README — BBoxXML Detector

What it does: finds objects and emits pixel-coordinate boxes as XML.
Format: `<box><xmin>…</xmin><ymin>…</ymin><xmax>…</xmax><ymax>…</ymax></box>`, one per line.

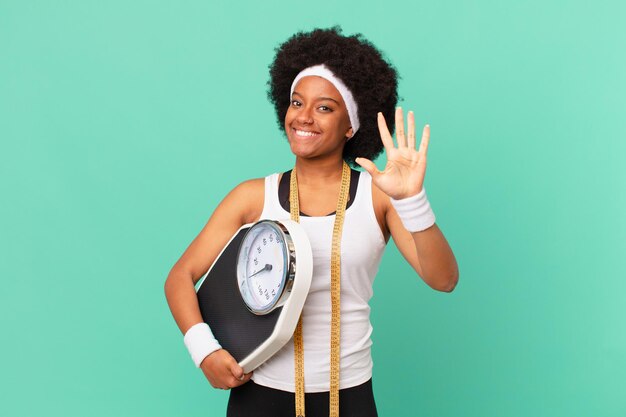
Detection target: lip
<box><xmin>291</xmin><ymin>127</ymin><xmax>321</xmax><ymax>139</ymax></box>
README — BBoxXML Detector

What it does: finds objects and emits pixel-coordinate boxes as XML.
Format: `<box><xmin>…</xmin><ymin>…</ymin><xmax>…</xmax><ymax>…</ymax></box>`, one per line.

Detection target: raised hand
<box><xmin>356</xmin><ymin>108</ymin><xmax>430</xmax><ymax>200</ymax></box>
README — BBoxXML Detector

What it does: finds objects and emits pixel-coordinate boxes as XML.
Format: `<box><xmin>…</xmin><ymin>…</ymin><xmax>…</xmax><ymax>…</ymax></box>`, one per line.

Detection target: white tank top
<box><xmin>251</xmin><ymin>170</ymin><xmax>387</xmax><ymax>392</ymax></box>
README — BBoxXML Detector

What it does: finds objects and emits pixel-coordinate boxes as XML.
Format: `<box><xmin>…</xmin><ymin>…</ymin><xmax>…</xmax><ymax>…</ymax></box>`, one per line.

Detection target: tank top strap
<box><xmin>352</xmin><ymin>171</ymin><xmax>370</xmax><ymax>207</ymax></box>
<box><xmin>348</xmin><ymin>171</ymin><xmax>385</xmax><ymax>243</ymax></box>
<box><xmin>260</xmin><ymin>173</ymin><xmax>287</xmax><ymax>221</ymax></box>
<box><xmin>350</xmin><ymin>171</ymin><xmax>374</xmax><ymax>217</ymax></box>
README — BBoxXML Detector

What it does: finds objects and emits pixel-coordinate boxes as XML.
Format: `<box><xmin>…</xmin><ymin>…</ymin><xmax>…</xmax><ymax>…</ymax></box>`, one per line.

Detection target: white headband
<box><xmin>289</xmin><ymin>64</ymin><xmax>360</xmax><ymax>135</ymax></box>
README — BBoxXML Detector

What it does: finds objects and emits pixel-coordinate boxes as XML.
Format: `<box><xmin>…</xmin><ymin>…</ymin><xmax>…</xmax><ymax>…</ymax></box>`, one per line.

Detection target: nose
<box><xmin>295</xmin><ymin>105</ymin><xmax>314</xmax><ymax>125</ymax></box>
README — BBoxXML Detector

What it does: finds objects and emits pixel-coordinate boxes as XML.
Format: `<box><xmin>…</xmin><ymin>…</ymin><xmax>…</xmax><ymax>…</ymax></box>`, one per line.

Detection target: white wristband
<box><xmin>390</xmin><ymin>188</ymin><xmax>436</xmax><ymax>232</ymax></box>
<box><xmin>183</xmin><ymin>322</ymin><xmax>222</xmax><ymax>368</ymax></box>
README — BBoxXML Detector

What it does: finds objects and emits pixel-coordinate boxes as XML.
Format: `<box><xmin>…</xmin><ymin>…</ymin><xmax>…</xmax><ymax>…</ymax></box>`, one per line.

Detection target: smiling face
<box><xmin>284</xmin><ymin>76</ymin><xmax>354</xmax><ymax>161</ymax></box>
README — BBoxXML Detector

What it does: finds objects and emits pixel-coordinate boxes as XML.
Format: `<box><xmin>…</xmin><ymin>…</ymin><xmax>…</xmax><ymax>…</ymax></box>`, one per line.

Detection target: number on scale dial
<box><xmin>237</xmin><ymin>221</ymin><xmax>293</xmax><ymax>315</ymax></box>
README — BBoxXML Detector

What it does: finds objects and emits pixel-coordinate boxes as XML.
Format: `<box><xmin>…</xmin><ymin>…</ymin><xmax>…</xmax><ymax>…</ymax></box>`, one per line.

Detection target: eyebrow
<box><xmin>292</xmin><ymin>91</ymin><xmax>340</xmax><ymax>105</ymax></box>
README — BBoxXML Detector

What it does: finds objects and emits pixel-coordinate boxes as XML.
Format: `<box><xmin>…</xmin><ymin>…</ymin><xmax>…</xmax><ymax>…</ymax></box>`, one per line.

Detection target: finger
<box><xmin>230</xmin><ymin>372</ymin><xmax>253</xmax><ymax>388</ymax></box>
<box><xmin>395</xmin><ymin>107</ymin><xmax>407</xmax><ymax>147</ymax></box>
<box><xmin>418</xmin><ymin>124</ymin><xmax>430</xmax><ymax>155</ymax></box>
<box><xmin>227</xmin><ymin>375</ymin><xmax>241</xmax><ymax>389</ymax></box>
<box><xmin>355</xmin><ymin>157</ymin><xmax>381</xmax><ymax>178</ymax></box>
<box><xmin>407</xmin><ymin>111</ymin><xmax>416</xmax><ymax>149</ymax></box>
<box><xmin>230</xmin><ymin>361</ymin><xmax>244</xmax><ymax>380</ymax></box>
<box><xmin>377</xmin><ymin>112</ymin><xmax>395</xmax><ymax>152</ymax></box>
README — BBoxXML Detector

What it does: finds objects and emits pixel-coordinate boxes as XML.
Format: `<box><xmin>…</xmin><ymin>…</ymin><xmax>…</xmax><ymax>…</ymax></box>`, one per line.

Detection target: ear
<box><xmin>345</xmin><ymin>126</ymin><xmax>354</xmax><ymax>140</ymax></box>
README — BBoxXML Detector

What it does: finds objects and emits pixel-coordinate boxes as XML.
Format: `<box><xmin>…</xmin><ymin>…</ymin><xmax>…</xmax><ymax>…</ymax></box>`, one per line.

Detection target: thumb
<box><xmin>230</xmin><ymin>361</ymin><xmax>244</xmax><ymax>380</ymax></box>
<box><xmin>355</xmin><ymin>157</ymin><xmax>380</xmax><ymax>178</ymax></box>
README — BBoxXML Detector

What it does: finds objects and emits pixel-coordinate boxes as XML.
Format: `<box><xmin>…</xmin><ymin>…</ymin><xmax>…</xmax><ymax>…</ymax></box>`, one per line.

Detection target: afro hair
<box><xmin>268</xmin><ymin>26</ymin><xmax>399</xmax><ymax>167</ymax></box>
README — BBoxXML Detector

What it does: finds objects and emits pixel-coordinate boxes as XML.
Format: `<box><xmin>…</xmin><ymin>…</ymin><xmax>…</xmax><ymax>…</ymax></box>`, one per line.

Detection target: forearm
<box><xmin>164</xmin><ymin>268</ymin><xmax>205</xmax><ymax>334</ymax></box>
<box><xmin>388</xmin><ymin>188</ymin><xmax>459</xmax><ymax>292</ymax></box>
<box><xmin>411</xmin><ymin>224</ymin><xmax>458</xmax><ymax>292</ymax></box>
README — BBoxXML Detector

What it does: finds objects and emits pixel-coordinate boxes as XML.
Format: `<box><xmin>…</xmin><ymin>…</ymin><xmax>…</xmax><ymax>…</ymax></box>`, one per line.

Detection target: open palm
<box><xmin>356</xmin><ymin>108</ymin><xmax>430</xmax><ymax>200</ymax></box>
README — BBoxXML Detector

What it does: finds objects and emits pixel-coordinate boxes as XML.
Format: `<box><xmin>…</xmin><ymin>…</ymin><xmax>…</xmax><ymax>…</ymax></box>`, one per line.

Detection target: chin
<box><xmin>288</xmin><ymin>143</ymin><xmax>317</xmax><ymax>159</ymax></box>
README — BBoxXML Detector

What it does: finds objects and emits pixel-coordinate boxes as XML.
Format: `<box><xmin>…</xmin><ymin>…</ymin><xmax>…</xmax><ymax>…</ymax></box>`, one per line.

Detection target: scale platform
<box><xmin>195</xmin><ymin>220</ymin><xmax>312</xmax><ymax>373</ymax></box>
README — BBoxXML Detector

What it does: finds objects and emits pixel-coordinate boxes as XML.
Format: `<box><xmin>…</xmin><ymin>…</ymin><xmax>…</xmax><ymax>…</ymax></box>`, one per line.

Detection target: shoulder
<box><xmin>222</xmin><ymin>177</ymin><xmax>266</xmax><ymax>225</ymax></box>
<box><xmin>169</xmin><ymin>176</ymin><xmax>267</xmax><ymax>283</ymax></box>
<box><xmin>231</xmin><ymin>177</ymin><xmax>265</xmax><ymax>196</ymax></box>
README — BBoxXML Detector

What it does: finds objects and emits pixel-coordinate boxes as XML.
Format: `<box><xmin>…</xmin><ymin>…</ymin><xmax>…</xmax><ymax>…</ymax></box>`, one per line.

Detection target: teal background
<box><xmin>1</xmin><ymin>1</ymin><xmax>624</xmax><ymax>416</ymax></box>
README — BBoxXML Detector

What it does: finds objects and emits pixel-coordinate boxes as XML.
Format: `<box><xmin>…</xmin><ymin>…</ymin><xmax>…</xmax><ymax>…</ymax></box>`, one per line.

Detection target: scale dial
<box><xmin>236</xmin><ymin>220</ymin><xmax>295</xmax><ymax>315</ymax></box>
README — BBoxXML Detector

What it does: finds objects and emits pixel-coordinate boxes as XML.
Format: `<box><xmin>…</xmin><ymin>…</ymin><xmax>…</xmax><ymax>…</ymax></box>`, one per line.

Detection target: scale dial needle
<box><xmin>248</xmin><ymin>263</ymin><xmax>272</xmax><ymax>278</ymax></box>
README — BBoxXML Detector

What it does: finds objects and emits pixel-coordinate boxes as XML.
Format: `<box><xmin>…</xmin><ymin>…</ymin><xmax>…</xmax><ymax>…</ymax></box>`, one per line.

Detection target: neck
<box><xmin>294</xmin><ymin>156</ymin><xmax>345</xmax><ymax>187</ymax></box>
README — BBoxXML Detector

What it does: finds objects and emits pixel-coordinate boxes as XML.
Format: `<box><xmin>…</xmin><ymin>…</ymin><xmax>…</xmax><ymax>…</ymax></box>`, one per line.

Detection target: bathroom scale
<box><xmin>195</xmin><ymin>219</ymin><xmax>312</xmax><ymax>373</ymax></box>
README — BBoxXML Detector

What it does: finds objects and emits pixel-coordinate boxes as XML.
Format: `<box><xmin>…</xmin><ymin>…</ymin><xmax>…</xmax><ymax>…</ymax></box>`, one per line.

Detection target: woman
<box><xmin>164</xmin><ymin>27</ymin><xmax>459</xmax><ymax>417</ymax></box>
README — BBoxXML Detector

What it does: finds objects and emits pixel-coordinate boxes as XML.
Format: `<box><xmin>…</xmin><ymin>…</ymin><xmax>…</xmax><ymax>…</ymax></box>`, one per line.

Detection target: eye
<box><xmin>318</xmin><ymin>105</ymin><xmax>332</xmax><ymax>112</ymax></box>
<box><xmin>291</xmin><ymin>100</ymin><xmax>302</xmax><ymax>107</ymax></box>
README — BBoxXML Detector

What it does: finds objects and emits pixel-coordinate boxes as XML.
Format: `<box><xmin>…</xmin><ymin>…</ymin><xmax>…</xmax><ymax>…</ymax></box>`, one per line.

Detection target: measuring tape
<box><xmin>290</xmin><ymin>161</ymin><xmax>351</xmax><ymax>417</ymax></box>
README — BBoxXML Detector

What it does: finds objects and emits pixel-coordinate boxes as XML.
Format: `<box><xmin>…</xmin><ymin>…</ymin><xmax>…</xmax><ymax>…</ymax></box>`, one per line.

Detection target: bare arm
<box><xmin>385</xmin><ymin>195</ymin><xmax>458</xmax><ymax>291</ymax></box>
<box><xmin>373</xmin><ymin>183</ymin><xmax>458</xmax><ymax>292</ymax></box>
<box><xmin>164</xmin><ymin>178</ymin><xmax>264</xmax><ymax>388</ymax></box>
<box><xmin>358</xmin><ymin>108</ymin><xmax>459</xmax><ymax>292</ymax></box>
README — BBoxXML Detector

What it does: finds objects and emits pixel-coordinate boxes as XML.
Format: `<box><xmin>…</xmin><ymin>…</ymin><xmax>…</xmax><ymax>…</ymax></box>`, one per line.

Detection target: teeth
<box><xmin>295</xmin><ymin>129</ymin><xmax>319</xmax><ymax>137</ymax></box>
